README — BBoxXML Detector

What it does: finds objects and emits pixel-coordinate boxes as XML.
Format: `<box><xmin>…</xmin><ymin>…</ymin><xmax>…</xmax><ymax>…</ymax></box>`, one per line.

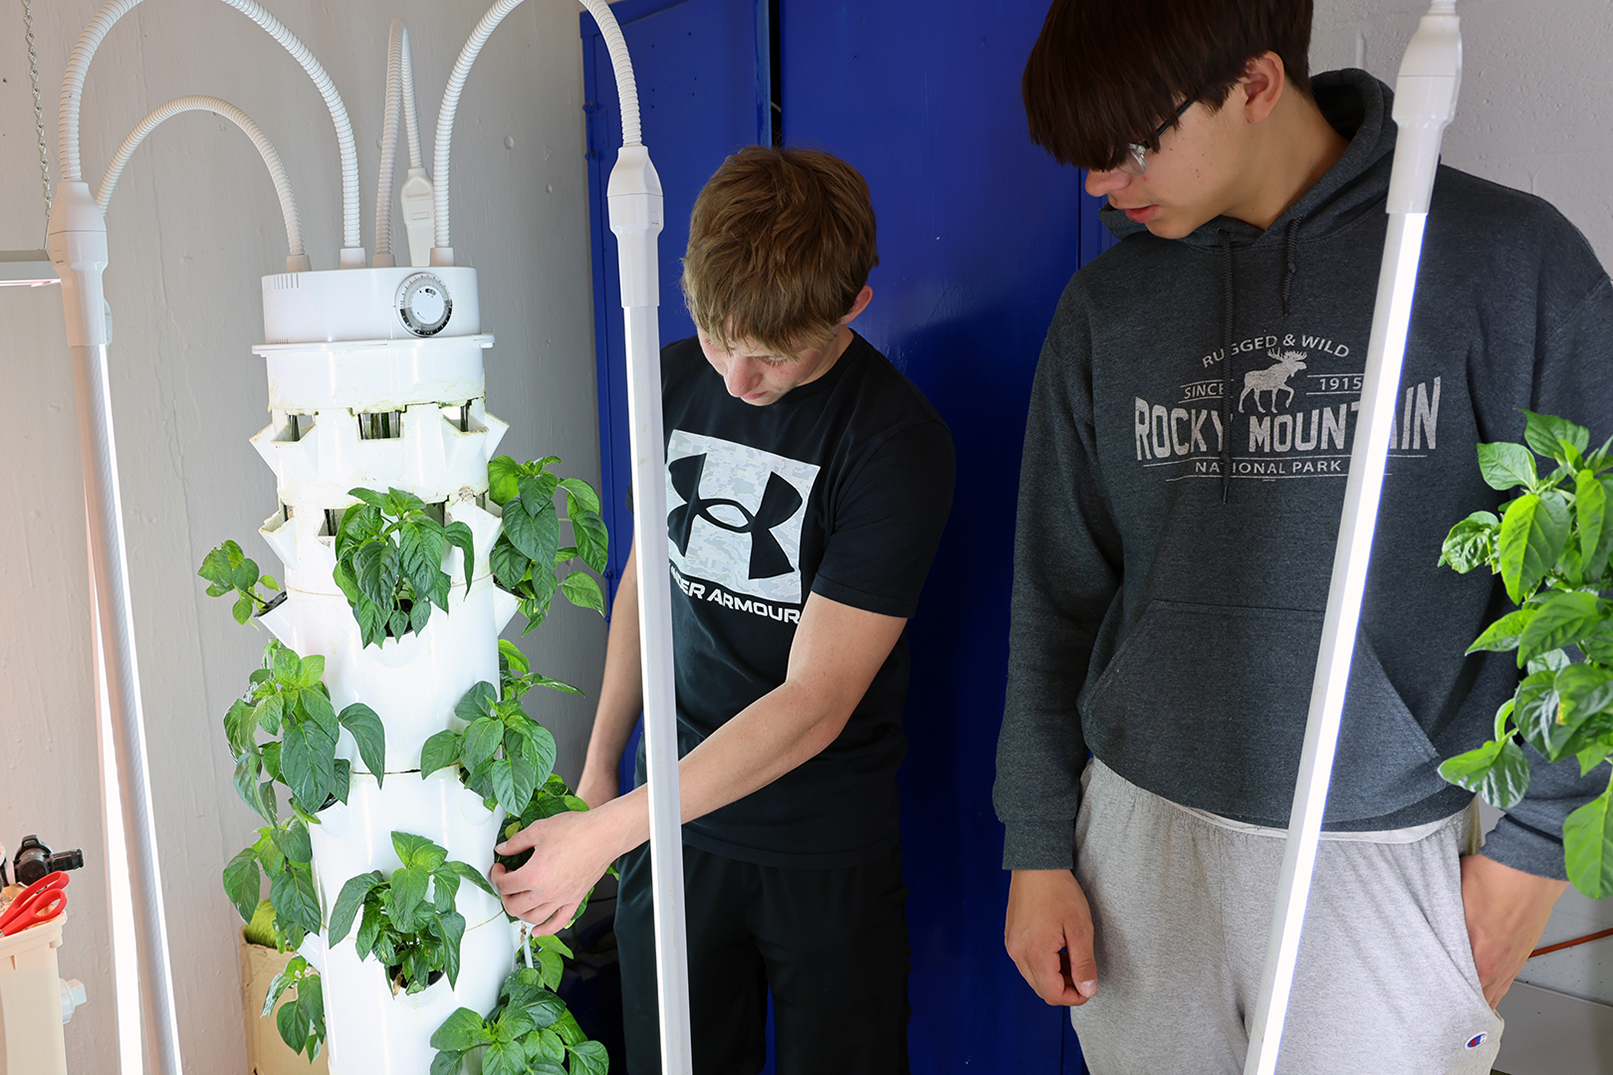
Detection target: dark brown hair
<box><xmin>682</xmin><ymin>146</ymin><xmax>878</xmax><ymax>356</ymax></box>
<box><xmin>1023</xmin><ymin>0</ymin><xmax>1315</xmax><ymax>170</ymax></box>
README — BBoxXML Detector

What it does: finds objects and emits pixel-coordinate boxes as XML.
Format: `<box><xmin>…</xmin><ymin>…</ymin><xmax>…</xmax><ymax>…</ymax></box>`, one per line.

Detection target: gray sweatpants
<box><xmin>1071</xmin><ymin>760</ymin><xmax>1503</xmax><ymax>1075</ymax></box>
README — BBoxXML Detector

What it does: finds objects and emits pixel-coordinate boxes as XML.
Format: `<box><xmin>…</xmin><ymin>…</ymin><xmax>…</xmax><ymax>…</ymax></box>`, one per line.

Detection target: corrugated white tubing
<box><xmin>377</xmin><ymin>20</ymin><xmax>404</xmax><ymax>263</ymax></box>
<box><xmin>97</xmin><ymin>95</ymin><xmax>305</xmax><ymax>260</ymax></box>
<box><xmin>433</xmin><ymin>0</ymin><xmax>643</xmax><ymax>254</ymax></box>
<box><xmin>59</xmin><ymin>0</ymin><xmax>361</xmax><ymax>254</ymax></box>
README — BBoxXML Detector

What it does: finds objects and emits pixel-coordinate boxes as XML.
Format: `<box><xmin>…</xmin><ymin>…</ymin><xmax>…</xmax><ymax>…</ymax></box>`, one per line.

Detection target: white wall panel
<box><xmin>0</xmin><ymin>2</ymin><xmax>606</xmax><ymax>1070</ymax></box>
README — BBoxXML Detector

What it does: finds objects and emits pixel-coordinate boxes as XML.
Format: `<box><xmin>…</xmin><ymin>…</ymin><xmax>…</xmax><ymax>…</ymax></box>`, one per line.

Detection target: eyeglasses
<box><xmin>1119</xmin><ymin>98</ymin><xmax>1197</xmax><ymax>176</ymax></box>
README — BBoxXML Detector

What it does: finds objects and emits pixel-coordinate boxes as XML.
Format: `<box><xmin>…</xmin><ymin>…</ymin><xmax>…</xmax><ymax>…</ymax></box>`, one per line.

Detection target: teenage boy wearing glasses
<box><xmin>993</xmin><ymin>2</ymin><xmax>1613</xmax><ymax>1072</ymax></box>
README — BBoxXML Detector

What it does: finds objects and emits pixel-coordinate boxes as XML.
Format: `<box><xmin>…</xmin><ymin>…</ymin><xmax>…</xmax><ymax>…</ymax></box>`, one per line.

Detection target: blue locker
<box><xmin>585</xmin><ymin>4</ymin><xmax>1108</xmax><ymax>1070</ymax></box>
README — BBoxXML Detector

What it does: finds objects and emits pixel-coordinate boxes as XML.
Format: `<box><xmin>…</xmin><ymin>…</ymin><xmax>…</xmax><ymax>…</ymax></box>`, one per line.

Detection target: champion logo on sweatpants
<box><xmin>1465</xmin><ymin>1033</ymin><xmax>1487</xmax><ymax>1049</ymax></box>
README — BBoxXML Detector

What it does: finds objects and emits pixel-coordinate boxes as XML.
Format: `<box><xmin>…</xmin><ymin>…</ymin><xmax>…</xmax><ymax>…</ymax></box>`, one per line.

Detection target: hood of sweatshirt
<box><xmin>1102</xmin><ymin>69</ymin><xmax>1400</xmax><ymax>498</ymax></box>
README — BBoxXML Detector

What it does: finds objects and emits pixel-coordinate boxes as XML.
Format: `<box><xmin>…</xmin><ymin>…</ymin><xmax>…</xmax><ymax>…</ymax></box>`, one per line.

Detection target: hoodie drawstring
<box><xmin>1281</xmin><ymin>218</ymin><xmax>1300</xmax><ymax>316</ymax></box>
<box><xmin>1218</xmin><ymin>228</ymin><xmax>1235</xmax><ymax>502</ymax></box>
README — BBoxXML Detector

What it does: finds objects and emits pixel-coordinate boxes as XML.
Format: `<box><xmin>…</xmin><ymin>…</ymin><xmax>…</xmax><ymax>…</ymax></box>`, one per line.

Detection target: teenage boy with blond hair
<box><xmin>493</xmin><ymin>146</ymin><xmax>954</xmax><ymax>1074</ymax></box>
<box><xmin>994</xmin><ymin>1</ymin><xmax>1613</xmax><ymax>1072</ymax></box>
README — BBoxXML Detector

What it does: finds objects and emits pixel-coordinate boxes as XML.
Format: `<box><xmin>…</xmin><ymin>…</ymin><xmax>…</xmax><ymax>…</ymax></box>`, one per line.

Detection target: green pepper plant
<box><xmin>223</xmin><ymin>640</ymin><xmax>387</xmax><ymax>821</ymax></box>
<box><xmin>332</xmin><ymin>487</ymin><xmax>477</xmax><ymax>648</ymax></box>
<box><xmin>260</xmin><ymin>954</ymin><xmax>327</xmax><ymax>1061</ymax></box>
<box><xmin>420</xmin><ymin>640</ymin><xmax>577</xmax><ymax>818</ymax></box>
<box><xmin>1437</xmin><ymin>411</ymin><xmax>1613</xmax><ymax>896</ymax></box>
<box><xmin>486</xmin><ymin>455</ymin><xmax>608</xmax><ymax>632</ymax></box>
<box><xmin>327</xmin><ymin>831</ymin><xmax>499</xmax><ymax>996</ymax></box>
<box><xmin>199</xmin><ymin>539</ymin><xmax>283</xmax><ymax>624</ymax></box>
<box><xmin>221</xmin><ymin>817</ymin><xmax>321</xmax><ymax>954</ymax></box>
<box><xmin>429</xmin><ymin>946</ymin><xmax>610</xmax><ymax>1075</ymax></box>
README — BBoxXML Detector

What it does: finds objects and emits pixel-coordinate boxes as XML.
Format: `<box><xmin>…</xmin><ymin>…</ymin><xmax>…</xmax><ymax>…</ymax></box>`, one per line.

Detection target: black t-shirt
<box><xmin>641</xmin><ymin>332</ymin><xmax>954</xmax><ymax>867</ymax></box>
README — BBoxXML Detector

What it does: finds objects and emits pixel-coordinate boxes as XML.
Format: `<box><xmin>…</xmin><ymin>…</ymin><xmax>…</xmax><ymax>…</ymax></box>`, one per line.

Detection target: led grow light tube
<box><xmin>1242</xmin><ymin>5</ymin><xmax>1462</xmax><ymax>1074</ymax></box>
<box><xmin>0</xmin><ymin>249</ymin><xmax>58</xmax><ymax>287</ymax></box>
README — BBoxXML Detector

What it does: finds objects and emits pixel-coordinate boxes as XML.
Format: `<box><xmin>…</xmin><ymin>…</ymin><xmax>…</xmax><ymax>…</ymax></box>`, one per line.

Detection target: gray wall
<box><xmin>0</xmin><ymin>2</ymin><xmax>606</xmax><ymax>1071</ymax></box>
<box><xmin>1313</xmin><ymin>0</ymin><xmax>1613</xmax><ymax>1011</ymax></box>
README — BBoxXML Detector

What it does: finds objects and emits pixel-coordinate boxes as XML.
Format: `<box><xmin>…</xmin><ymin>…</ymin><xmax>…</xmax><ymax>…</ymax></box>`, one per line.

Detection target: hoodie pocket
<box><xmin>1081</xmin><ymin>600</ymin><xmax>1445</xmax><ymax>825</ymax></box>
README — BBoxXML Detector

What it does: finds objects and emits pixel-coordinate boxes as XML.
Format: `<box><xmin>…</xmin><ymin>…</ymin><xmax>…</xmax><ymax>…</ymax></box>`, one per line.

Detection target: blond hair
<box><xmin>682</xmin><ymin>146</ymin><xmax>878</xmax><ymax>356</ymax></box>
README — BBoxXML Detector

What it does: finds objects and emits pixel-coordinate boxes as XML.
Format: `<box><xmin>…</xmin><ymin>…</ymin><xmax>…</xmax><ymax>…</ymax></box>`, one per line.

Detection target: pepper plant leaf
<box><xmin>222</xmin><ymin>847</ymin><xmax>262</xmax><ymax>922</ymax></box>
<box><xmin>1437</xmin><ymin>738</ymin><xmax>1531</xmax><ymax>810</ymax></box>
<box><xmin>388</xmin><ymin>867</ymin><xmax>430</xmax><ymax>932</ymax></box>
<box><xmin>500</xmin><ymin>498</ymin><xmax>545</xmax><ymax>564</ymax></box>
<box><xmin>1584</xmin><ymin>626</ymin><xmax>1613</xmax><ymax>667</ymax></box>
<box><xmin>558</xmin><ymin>478</ymin><xmax>602</xmax><ymax>515</ymax></box>
<box><xmin>1478</xmin><ymin>441</ymin><xmax>1538</xmax><ymax>491</ymax></box>
<box><xmin>270</xmin><ymin>868</ymin><xmax>323</xmax><ymax>935</ymax></box>
<box><xmin>1517</xmin><ymin>592</ymin><xmax>1608</xmax><ymax>666</ymax></box>
<box><xmin>1467</xmin><ymin>609</ymin><xmax>1534</xmax><ymax>656</ymax></box>
<box><xmin>441</xmin><ymin>910</ymin><xmax>466</xmax><ymax>988</ymax></box>
<box><xmin>281</xmin><ymin>719</ymin><xmax>338</xmax><ymax>812</ymax></box>
<box><xmin>277</xmin><ymin>997</ymin><xmax>310</xmax><ymax>1056</ymax></box>
<box><xmin>421</xmin><ymin>729</ymin><xmax>463</xmax><ymax>778</ymax></box>
<box><xmin>431</xmin><ymin>1007</ymin><xmax>492</xmax><ymax>1052</ymax></box>
<box><xmin>327</xmin><ymin>872</ymin><xmax>383</xmax><ymax>944</ymax></box>
<box><xmin>1513</xmin><ymin>670</ymin><xmax>1565</xmax><ymax>760</ymax></box>
<box><xmin>338</xmin><ymin>702</ymin><xmax>387</xmax><ymax>787</ymax></box>
<box><xmin>271</xmin><ymin>820</ymin><xmax>313</xmax><ymax>864</ymax></box>
<box><xmin>445</xmin><ymin>520</ymin><xmax>476</xmax><ymax>593</ymax></box>
<box><xmin>1497</xmin><ymin>493</ymin><xmax>1570</xmax><ymax>604</ymax></box>
<box><xmin>446</xmin><ymin>860</ymin><xmax>498</xmax><ymax>898</ymax></box>
<box><xmin>295</xmin><ymin>655</ymin><xmax>325</xmax><ymax>689</ymax></box>
<box><xmin>233</xmin><ymin>753</ymin><xmax>274</xmax><ymax>823</ymax></box>
<box><xmin>488</xmin><ymin>455</ymin><xmax>522</xmax><ymax>505</ymax></box>
<box><xmin>260</xmin><ymin>955</ymin><xmax>304</xmax><ymax>1018</ymax></box>
<box><xmin>518</xmin><ymin>472</ymin><xmax>561</xmax><ymax>520</ymax></box>
<box><xmin>568</xmin><ymin>1040</ymin><xmax>610</xmax><ymax>1075</ymax></box>
<box><xmin>300</xmin><ymin>686</ymin><xmax>338</xmax><ymax>739</ymax></box>
<box><xmin>570</xmin><ymin>513</ymin><xmax>609</xmax><ymax>574</ymax></box>
<box><xmin>1564</xmin><ymin>785</ymin><xmax>1613</xmax><ymax>898</ymax></box>
<box><xmin>1522</xmin><ymin>410</ymin><xmax>1590</xmax><ymax>461</ymax></box>
<box><xmin>559</xmin><ymin>572</ymin><xmax>605</xmax><ymax>615</ymax></box>
<box><xmin>490</xmin><ymin>539</ymin><xmax>530</xmax><ymax>591</ymax></box>
<box><xmin>392</xmin><ymin>831</ymin><xmax>449</xmax><ymax>871</ymax></box>
<box><xmin>223</xmin><ymin>698</ymin><xmax>256</xmax><ymax>755</ymax></box>
<box><xmin>465</xmin><ymin>717</ymin><xmax>505</xmax><ymax>772</ymax></box>
<box><xmin>456</xmin><ymin>681</ymin><xmax>498</xmax><ymax>722</ymax></box>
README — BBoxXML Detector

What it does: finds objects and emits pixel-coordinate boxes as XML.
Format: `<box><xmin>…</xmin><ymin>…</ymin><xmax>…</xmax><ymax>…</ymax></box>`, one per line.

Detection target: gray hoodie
<box><xmin>995</xmin><ymin>70</ymin><xmax>1613</xmax><ymax>880</ymax></box>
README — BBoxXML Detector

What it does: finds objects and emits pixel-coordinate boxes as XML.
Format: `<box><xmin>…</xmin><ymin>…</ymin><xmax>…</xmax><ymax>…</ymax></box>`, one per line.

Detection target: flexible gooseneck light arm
<box><xmin>429</xmin><ymin>3</ymin><xmax>691</xmax><ymax>1070</ymax></box>
<box><xmin>60</xmin><ymin>0</ymin><xmax>362</xmax><ymax>262</ymax></box>
<box><xmin>1242</xmin><ymin>5</ymin><xmax>1462</xmax><ymax>1074</ymax></box>
<box><xmin>97</xmin><ymin>95</ymin><xmax>310</xmax><ymax>273</ymax></box>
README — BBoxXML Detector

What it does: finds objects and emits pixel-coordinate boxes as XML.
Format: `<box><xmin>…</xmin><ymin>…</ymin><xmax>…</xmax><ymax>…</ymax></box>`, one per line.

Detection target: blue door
<box><xmin>585</xmin><ymin>4</ymin><xmax>1109</xmax><ymax>1070</ymax></box>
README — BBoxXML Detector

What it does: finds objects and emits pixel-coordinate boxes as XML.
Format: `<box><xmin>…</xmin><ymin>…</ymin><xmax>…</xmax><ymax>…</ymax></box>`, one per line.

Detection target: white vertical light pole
<box><xmin>1242</xmin><ymin>5</ymin><xmax>1462</xmax><ymax>1073</ymax></box>
<box><xmin>48</xmin><ymin>179</ymin><xmax>185</xmax><ymax>1075</ymax></box>
<box><xmin>607</xmin><ymin>144</ymin><xmax>693</xmax><ymax>1075</ymax></box>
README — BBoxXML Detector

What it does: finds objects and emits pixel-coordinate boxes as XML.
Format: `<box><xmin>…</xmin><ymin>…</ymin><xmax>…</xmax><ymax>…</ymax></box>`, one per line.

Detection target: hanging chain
<box><xmin>23</xmin><ymin>0</ymin><xmax>52</xmax><ymax>246</ymax></box>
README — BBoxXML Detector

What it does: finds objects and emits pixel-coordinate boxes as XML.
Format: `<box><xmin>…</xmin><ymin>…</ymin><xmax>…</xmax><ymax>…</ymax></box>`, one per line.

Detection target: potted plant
<box><xmin>1437</xmin><ymin>411</ymin><xmax>1613</xmax><ymax>895</ymax></box>
<box><xmin>203</xmin><ymin>448</ymin><xmax>610</xmax><ymax>1071</ymax></box>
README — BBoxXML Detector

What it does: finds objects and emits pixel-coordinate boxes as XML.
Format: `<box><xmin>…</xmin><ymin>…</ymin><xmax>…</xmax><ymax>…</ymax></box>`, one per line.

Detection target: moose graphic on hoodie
<box><xmin>1132</xmin><ymin>333</ymin><xmax>1443</xmax><ymax>480</ymax></box>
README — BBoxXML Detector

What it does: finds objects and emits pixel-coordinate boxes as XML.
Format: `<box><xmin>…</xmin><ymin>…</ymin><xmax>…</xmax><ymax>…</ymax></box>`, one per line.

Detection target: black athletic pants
<box><xmin>615</xmin><ymin>840</ymin><xmax>911</xmax><ymax>1075</ymax></box>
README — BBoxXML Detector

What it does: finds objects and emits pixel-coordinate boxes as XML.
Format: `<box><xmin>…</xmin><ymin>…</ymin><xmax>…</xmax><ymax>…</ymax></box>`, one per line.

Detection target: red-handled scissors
<box><xmin>1</xmin><ymin>871</ymin><xmax>69</xmax><ymax>936</ymax></box>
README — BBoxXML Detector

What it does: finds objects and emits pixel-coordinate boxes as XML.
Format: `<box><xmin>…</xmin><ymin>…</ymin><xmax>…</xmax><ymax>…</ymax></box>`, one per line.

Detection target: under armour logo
<box><xmin>668</xmin><ymin>453</ymin><xmax>803</xmax><ymax>579</ymax></box>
